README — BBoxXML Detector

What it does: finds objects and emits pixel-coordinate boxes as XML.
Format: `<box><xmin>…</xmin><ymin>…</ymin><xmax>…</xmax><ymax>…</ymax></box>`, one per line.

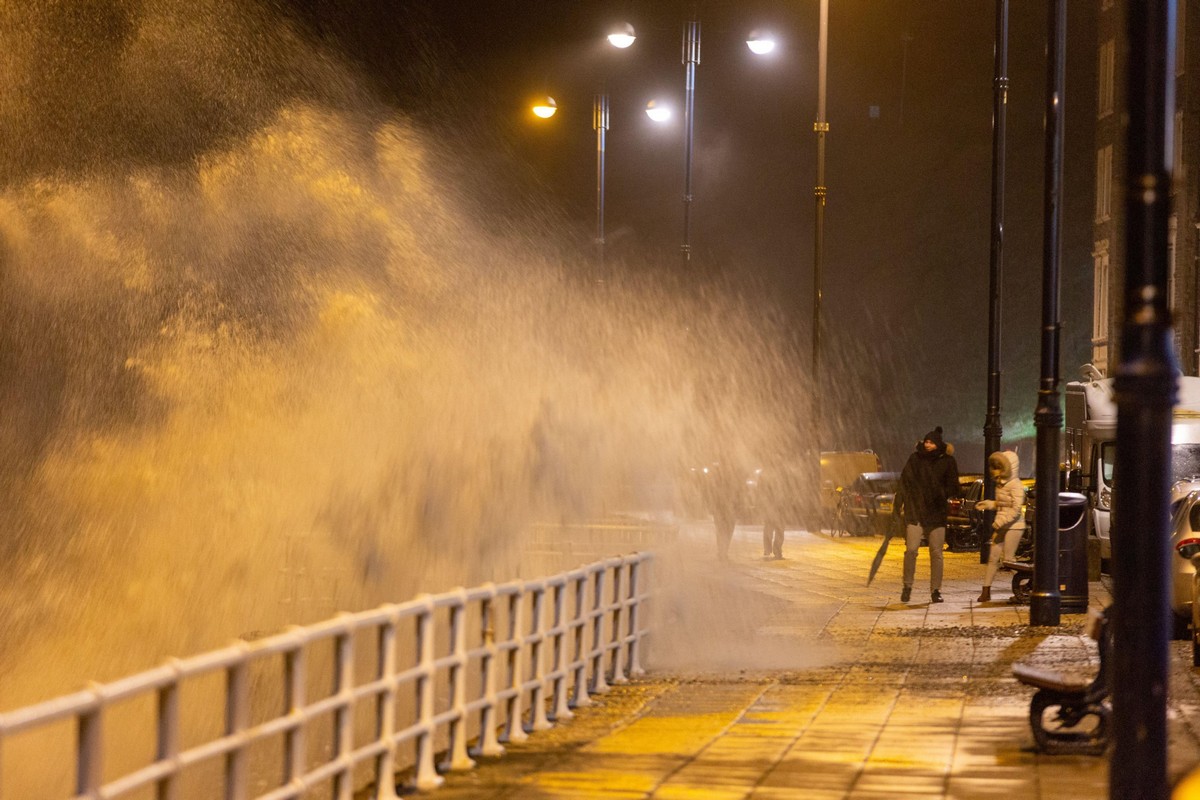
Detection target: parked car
<box><xmin>833</xmin><ymin>471</ymin><xmax>899</xmax><ymax>536</ymax></box>
<box><xmin>1169</xmin><ymin>479</ymin><xmax>1200</xmax><ymax>639</ymax></box>
<box><xmin>820</xmin><ymin>450</ymin><xmax>883</xmax><ymax>529</ymax></box>
<box><xmin>946</xmin><ymin>473</ymin><xmax>1036</xmax><ymax>553</ymax></box>
<box><xmin>945</xmin><ymin>474</ymin><xmax>984</xmax><ymax>551</ymax></box>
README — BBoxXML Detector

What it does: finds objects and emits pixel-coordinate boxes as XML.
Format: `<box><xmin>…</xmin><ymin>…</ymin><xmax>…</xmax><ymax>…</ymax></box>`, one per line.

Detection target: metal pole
<box><xmin>594</xmin><ymin>93</ymin><xmax>609</xmax><ymax>276</ymax></box>
<box><xmin>812</xmin><ymin>0</ymin><xmax>828</xmax><ymax>449</ymax></box>
<box><xmin>982</xmin><ymin>0</ymin><xmax>1009</xmax><ymax>564</ymax></box>
<box><xmin>681</xmin><ymin>20</ymin><xmax>700</xmax><ymax>264</ymax></box>
<box><xmin>1110</xmin><ymin>0</ymin><xmax>1177</xmax><ymax>796</ymax></box>
<box><xmin>1030</xmin><ymin>0</ymin><xmax>1066</xmax><ymax>627</ymax></box>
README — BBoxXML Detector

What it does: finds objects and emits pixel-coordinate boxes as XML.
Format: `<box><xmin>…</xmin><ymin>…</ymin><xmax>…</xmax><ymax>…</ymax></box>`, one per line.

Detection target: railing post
<box><xmin>475</xmin><ymin>587</ymin><xmax>505</xmax><ymax>757</ymax></box>
<box><xmin>590</xmin><ymin>568</ymin><xmax>610</xmax><ymax>694</ymax></box>
<box><xmin>156</xmin><ymin>660</ymin><xmax>182</xmax><ymax>800</ymax></box>
<box><xmin>373</xmin><ymin>614</ymin><xmax>400</xmax><ymax>800</ymax></box>
<box><xmin>413</xmin><ymin>597</ymin><xmax>444</xmax><ymax>790</ymax></box>
<box><xmin>609</xmin><ymin>561</ymin><xmax>628</xmax><ymax>685</ymax></box>
<box><xmin>570</xmin><ymin>572</ymin><xmax>592</xmax><ymax>709</ymax></box>
<box><xmin>627</xmin><ymin>556</ymin><xmax>646</xmax><ymax>677</ymax></box>
<box><xmin>281</xmin><ymin>628</ymin><xmax>307</xmax><ymax>796</ymax></box>
<box><xmin>550</xmin><ymin>579</ymin><xmax>574</xmax><ymax>721</ymax></box>
<box><xmin>444</xmin><ymin>590</ymin><xmax>476</xmax><ymax>771</ymax></box>
<box><xmin>77</xmin><ymin>684</ymin><xmax>104</xmax><ymax>800</ymax></box>
<box><xmin>332</xmin><ymin>620</ymin><xmax>356</xmax><ymax>800</ymax></box>
<box><xmin>224</xmin><ymin>649</ymin><xmax>249</xmax><ymax>800</ymax></box>
<box><xmin>528</xmin><ymin>585</ymin><xmax>552</xmax><ymax>731</ymax></box>
<box><xmin>502</xmin><ymin>588</ymin><xmax>528</xmax><ymax>743</ymax></box>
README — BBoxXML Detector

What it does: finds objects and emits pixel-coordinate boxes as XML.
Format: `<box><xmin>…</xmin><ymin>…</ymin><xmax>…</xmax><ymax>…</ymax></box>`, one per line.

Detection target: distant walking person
<box><xmin>704</xmin><ymin>462</ymin><xmax>739</xmax><ymax>562</ymax></box>
<box><xmin>896</xmin><ymin>426</ymin><xmax>960</xmax><ymax>603</ymax></box>
<box><xmin>974</xmin><ymin>450</ymin><xmax>1027</xmax><ymax>603</ymax></box>
<box><xmin>758</xmin><ymin>466</ymin><xmax>786</xmax><ymax>559</ymax></box>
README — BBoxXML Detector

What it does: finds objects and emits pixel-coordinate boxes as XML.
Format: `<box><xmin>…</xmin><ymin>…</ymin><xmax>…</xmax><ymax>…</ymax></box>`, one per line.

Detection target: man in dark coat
<box><xmin>896</xmin><ymin>426</ymin><xmax>960</xmax><ymax>603</ymax></box>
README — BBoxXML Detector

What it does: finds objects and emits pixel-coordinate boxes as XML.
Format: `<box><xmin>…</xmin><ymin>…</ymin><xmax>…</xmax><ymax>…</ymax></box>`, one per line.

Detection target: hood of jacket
<box><xmin>989</xmin><ymin>450</ymin><xmax>1020</xmax><ymax>482</ymax></box>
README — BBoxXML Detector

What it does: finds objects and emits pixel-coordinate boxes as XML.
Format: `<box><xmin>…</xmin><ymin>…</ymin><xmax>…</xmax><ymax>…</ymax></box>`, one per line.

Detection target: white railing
<box><xmin>0</xmin><ymin>552</ymin><xmax>652</xmax><ymax>800</ymax></box>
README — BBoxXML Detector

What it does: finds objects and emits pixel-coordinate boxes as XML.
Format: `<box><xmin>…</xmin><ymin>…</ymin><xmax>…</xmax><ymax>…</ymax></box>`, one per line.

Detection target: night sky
<box><xmin>0</xmin><ymin>0</ymin><xmax>1098</xmax><ymax>473</ymax></box>
<box><xmin>360</xmin><ymin>0</ymin><xmax>1100</xmax><ymax>470</ymax></box>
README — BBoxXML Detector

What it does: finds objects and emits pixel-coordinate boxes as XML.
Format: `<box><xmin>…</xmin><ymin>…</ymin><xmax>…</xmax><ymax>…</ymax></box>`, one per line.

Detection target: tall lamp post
<box><xmin>982</xmin><ymin>0</ymin><xmax>1009</xmax><ymax>564</ymax></box>
<box><xmin>531</xmin><ymin>94</ymin><xmax>612</xmax><ymax>275</ymax></box>
<box><xmin>681</xmin><ymin>20</ymin><xmax>700</xmax><ymax>263</ymax></box>
<box><xmin>1111</xmin><ymin>0</ymin><xmax>1177</xmax><ymax>795</ymax></box>
<box><xmin>812</xmin><ymin>0</ymin><xmax>829</xmax><ymax>448</ymax></box>
<box><xmin>1030</xmin><ymin>0</ymin><xmax>1066</xmax><ymax>627</ymax></box>
<box><xmin>594</xmin><ymin>93</ymin><xmax>610</xmax><ymax>274</ymax></box>
<box><xmin>747</xmin><ymin>2</ymin><xmax>828</xmax><ymax>524</ymax></box>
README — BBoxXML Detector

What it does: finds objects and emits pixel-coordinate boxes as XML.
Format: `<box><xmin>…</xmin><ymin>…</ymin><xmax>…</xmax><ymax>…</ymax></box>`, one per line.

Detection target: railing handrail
<box><xmin>0</xmin><ymin>552</ymin><xmax>653</xmax><ymax>800</ymax></box>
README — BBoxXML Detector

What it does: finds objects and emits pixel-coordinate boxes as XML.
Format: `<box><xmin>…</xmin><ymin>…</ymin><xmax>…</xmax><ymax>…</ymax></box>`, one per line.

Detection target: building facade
<box><xmin>1092</xmin><ymin>0</ymin><xmax>1200</xmax><ymax>375</ymax></box>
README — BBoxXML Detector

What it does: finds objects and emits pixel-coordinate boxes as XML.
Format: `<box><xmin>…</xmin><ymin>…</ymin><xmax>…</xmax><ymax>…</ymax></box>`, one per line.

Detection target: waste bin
<box><xmin>1057</xmin><ymin>492</ymin><xmax>1089</xmax><ymax>613</ymax></box>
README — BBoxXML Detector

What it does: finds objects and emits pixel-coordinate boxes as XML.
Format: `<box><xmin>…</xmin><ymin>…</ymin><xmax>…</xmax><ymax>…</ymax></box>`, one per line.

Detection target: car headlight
<box><xmin>1177</xmin><ymin>537</ymin><xmax>1200</xmax><ymax>560</ymax></box>
<box><xmin>1099</xmin><ymin>486</ymin><xmax>1111</xmax><ymax>510</ymax></box>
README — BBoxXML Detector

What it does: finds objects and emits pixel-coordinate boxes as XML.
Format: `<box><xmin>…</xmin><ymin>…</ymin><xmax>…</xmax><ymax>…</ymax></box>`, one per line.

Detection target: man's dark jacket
<box><xmin>897</xmin><ymin>443</ymin><xmax>960</xmax><ymax>527</ymax></box>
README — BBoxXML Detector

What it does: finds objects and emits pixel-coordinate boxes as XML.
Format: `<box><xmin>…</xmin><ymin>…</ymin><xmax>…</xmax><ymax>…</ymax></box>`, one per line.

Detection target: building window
<box><xmin>1099</xmin><ymin>40</ymin><xmax>1115</xmax><ymax>118</ymax></box>
<box><xmin>1096</xmin><ymin>145</ymin><xmax>1113</xmax><ymax>221</ymax></box>
<box><xmin>1093</xmin><ymin>246</ymin><xmax>1110</xmax><ymax>343</ymax></box>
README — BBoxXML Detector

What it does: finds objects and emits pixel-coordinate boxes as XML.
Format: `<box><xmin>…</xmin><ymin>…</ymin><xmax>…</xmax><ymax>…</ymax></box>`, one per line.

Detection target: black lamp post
<box><xmin>981</xmin><ymin>0</ymin><xmax>1009</xmax><ymax>564</ymax></box>
<box><xmin>745</xmin><ymin>4</ymin><xmax>828</xmax><ymax>521</ymax></box>
<box><xmin>1030</xmin><ymin>0</ymin><xmax>1066</xmax><ymax>628</ymax></box>
<box><xmin>812</xmin><ymin>0</ymin><xmax>829</xmax><ymax>449</ymax></box>
<box><xmin>1110</xmin><ymin>0</ymin><xmax>1177</xmax><ymax>795</ymax></box>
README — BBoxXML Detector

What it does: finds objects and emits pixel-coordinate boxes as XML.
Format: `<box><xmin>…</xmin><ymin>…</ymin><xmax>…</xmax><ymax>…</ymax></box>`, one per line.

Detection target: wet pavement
<box><xmin>391</xmin><ymin>524</ymin><xmax>1200</xmax><ymax>799</ymax></box>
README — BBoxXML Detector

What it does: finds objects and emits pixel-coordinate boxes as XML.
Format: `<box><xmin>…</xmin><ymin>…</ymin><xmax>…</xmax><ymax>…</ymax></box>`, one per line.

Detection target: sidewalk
<box><xmin>397</xmin><ymin>525</ymin><xmax>1200</xmax><ymax>799</ymax></box>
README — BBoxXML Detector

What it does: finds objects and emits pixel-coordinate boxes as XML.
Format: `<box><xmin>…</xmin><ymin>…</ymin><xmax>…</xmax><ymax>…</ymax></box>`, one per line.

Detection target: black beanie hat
<box><xmin>923</xmin><ymin>426</ymin><xmax>945</xmax><ymax>446</ymax></box>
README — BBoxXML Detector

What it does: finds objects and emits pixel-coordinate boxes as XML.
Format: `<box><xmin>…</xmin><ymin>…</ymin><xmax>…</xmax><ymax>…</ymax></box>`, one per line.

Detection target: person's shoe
<box><xmin>900</xmin><ymin>586</ymin><xmax>912</xmax><ymax>603</ymax></box>
<box><xmin>976</xmin><ymin>587</ymin><xmax>991</xmax><ymax>603</ymax></box>
<box><xmin>931</xmin><ymin>590</ymin><xmax>944</xmax><ymax>604</ymax></box>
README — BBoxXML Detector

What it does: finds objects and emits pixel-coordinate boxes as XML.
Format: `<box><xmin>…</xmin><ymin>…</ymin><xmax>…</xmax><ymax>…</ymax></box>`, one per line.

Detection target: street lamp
<box><xmin>608</xmin><ymin>22</ymin><xmax>636</xmax><ymax>49</ymax></box>
<box><xmin>645</xmin><ymin>100</ymin><xmax>671</xmax><ymax>122</ymax></box>
<box><xmin>745</xmin><ymin>30</ymin><xmax>776</xmax><ymax>56</ymax></box>
<box><xmin>529</xmin><ymin>94</ymin><xmax>608</xmax><ymax>273</ymax></box>
<box><xmin>747</xmin><ymin>3</ymin><xmax>828</xmax><ymax>520</ymax></box>
<box><xmin>812</xmin><ymin>0</ymin><xmax>829</xmax><ymax>453</ymax></box>
<box><xmin>608</xmin><ymin>19</ymin><xmax>700</xmax><ymax>265</ymax></box>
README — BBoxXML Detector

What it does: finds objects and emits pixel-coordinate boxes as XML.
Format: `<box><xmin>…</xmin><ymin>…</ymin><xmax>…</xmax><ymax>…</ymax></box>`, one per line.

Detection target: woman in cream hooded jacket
<box><xmin>975</xmin><ymin>450</ymin><xmax>1026</xmax><ymax>602</ymax></box>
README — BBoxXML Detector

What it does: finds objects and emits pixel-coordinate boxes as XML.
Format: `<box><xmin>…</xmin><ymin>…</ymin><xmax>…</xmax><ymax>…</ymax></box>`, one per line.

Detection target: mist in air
<box><xmin>0</xmin><ymin>0</ymin><xmax>930</xmax><ymax>713</ymax></box>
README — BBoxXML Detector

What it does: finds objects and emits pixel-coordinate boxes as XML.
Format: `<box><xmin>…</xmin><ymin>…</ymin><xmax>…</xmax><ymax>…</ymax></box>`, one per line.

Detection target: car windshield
<box><xmin>863</xmin><ymin>478</ymin><xmax>897</xmax><ymax>493</ymax></box>
<box><xmin>1100</xmin><ymin>443</ymin><xmax>1200</xmax><ymax>489</ymax></box>
<box><xmin>1174</xmin><ymin>444</ymin><xmax>1200</xmax><ymax>484</ymax></box>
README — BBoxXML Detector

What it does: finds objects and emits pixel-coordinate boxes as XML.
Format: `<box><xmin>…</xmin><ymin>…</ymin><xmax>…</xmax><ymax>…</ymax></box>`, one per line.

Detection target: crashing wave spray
<box><xmin>0</xmin><ymin>1</ymin><xmax>818</xmax><ymax>717</ymax></box>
